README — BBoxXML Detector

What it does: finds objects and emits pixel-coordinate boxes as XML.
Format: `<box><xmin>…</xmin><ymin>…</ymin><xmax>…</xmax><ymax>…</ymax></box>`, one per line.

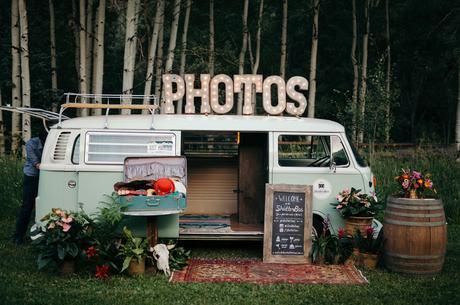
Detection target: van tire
<box><xmin>313</xmin><ymin>215</ymin><xmax>327</xmax><ymax>237</ymax></box>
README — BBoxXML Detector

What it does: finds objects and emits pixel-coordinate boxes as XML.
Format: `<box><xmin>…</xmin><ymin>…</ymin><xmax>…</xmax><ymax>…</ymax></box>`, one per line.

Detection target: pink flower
<box><xmin>61</xmin><ymin>216</ymin><xmax>73</xmax><ymax>223</ymax></box>
<box><xmin>336</xmin><ymin>204</ymin><xmax>343</xmax><ymax>209</ymax></box>
<box><xmin>366</xmin><ymin>226</ymin><xmax>374</xmax><ymax>237</ymax></box>
<box><xmin>62</xmin><ymin>223</ymin><xmax>71</xmax><ymax>232</ymax></box>
<box><xmin>95</xmin><ymin>265</ymin><xmax>110</xmax><ymax>279</ymax></box>
<box><xmin>48</xmin><ymin>222</ymin><xmax>55</xmax><ymax>229</ymax></box>
<box><xmin>411</xmin><ymin>170</ymin><xmax>421</xmax><ymax>179</ymax></box>
<box><xmin>338</xmin><ymin>228</ymin><xmax>345</xmax><ymax>239</ymax></box>
<box><xmin>402</xmin><ymin>179</ymin><xmax>410</xmax><ymax>189</ymax></box>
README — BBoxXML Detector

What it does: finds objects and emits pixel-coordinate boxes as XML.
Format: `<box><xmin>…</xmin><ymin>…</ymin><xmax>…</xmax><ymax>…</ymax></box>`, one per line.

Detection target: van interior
<box><xmin>180</xmin><ymin>131</ymin><xmax>268</xmax><ymax>240</ymax></box>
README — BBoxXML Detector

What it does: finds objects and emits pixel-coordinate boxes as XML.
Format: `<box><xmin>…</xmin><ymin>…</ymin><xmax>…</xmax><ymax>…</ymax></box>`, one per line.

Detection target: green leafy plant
<box><xmin>32</xmin><ymin>208</ymin><xmax>95</xmax><ymax>270</ymax></box>
<box><xmin>311</xmin><ymin>217</ymin><xmax>353</xmax><ymax>264</ymax></box>
<box><xmin>117</xmin><ymin>227</ymin><xmax>150</xmax><ymax>273</ymax></box>
<box><xmin>332</xmin><ymin>187</ymin><xmax>382</xmax><ymax>218</ymax></box>
<box><xmin>354</xmin><ymin>226</ymin><xmax>384</xmax><ymax>254</ymax></box>
<box><xmin>163</xmin><ymin>240</ymin><xmax>190</xmax><ymax>271</ymax></box>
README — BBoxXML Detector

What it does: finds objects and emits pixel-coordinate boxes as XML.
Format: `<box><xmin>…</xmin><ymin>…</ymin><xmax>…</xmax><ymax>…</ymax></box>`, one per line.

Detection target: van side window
<box><xmin>71</xmin><ymin>135</ymin><xmax>80</xmax><ymax>164</ymax></box>
<box><xmin>278</xmin><ymin>135</ymin><xmax>348</xmax><ymax>167</ymax></box>
<box><xmin>85</xmin><ymin>132</ymin><xmax>176</xmax><ymax>164</ymax></box>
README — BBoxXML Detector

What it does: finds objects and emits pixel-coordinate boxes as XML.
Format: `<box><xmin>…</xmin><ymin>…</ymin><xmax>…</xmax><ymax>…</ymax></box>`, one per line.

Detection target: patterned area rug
<box><xmin>171</xmin><ymin>259</ymin><xmax>368</xmax><ymax>285</ymax></box>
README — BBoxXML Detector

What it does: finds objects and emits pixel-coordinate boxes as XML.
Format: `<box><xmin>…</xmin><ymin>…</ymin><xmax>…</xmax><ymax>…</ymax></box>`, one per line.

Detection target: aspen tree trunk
<box><xmin>384</xmin><ymin>0</ymin><xmax>391</xmax><ymax>143</ymax></box>
<box><xmin>49</xmin><ymin>0</ymin><xmax>58</xmax><ymax>91</ymax></box>
<box><xmin>11</xmin><ymin>0</ymin><xmax>22</xmax><ymax>153</ymax></box>
<box><xmin>280</xmin><ymin>0</ymin><xmax>288</xmax><ymax>79</ymax></box>
<box><xmin>162</xmin><ymin>0</ymin><xmax>181</xmax><ymax>113</ymax></box>
<box><xmin>251</xmin><ymin>0</ymin><xmax>264</xmax><ymax>113</ymax></box>
<box><xmin>209</xmin><ymin>0</ymin><xmax>215</xmax><ymax>77</ymax></box>
<box><xmin>456</xmin><ymin>61</ymin><xmax>460</xmax><ymax>160</ymax></box>
<box><xmin>122</xmin><ymin>0</ymin><xmax>141</xmax><ymax>114</ymax></box>
<box><xmin>86</xmin><ymin>0</ymin><xmax>94</xmax><ymax>94</ymax></box>
<box><xmin>93</xmin><ymin>0</ymin><xmax>105</xmax><ymax>116</ymax></box>
<box><xmin>164</xmin><ymin>0</ymin><xmax>181</xmax><ymax>74</ymax></box>
<box><xmin>72</xmin><ymin>0</ymin><xmax>80</xmax><ymax>85</ymax></box>
<box><xmin>154</xmin><ymin>12</ymin><xmax>165</xmax><ymax>100</ymax></box>
<box><xmin>237</xmin><ymin>0</ymin><xmax>249</xmax><ymax>115</ymax></box>
<box><xmin>0</xmin><ymin>90</ymin><xmax>4</xmax><ymax>155</ymax></box>
<box><xmin>178</xmin><ymin>0</ymin><xmax>192</xmax><ymax>114</ymax></box>
<box><xmin>357</xmin><ymin>0</ymin><xmax>369</xmax><ymax>145</ymax></box>
<box><xmin>307</xmin><ymin>0</ymin><xmax>319</xmax><ymax>118</ymax></box>
<box><xmin>18</xmin><ymin>0</ymin><xmax>31</xmax><ymax>145</ymax></box>
<box><xmin>79</xmin><ymin>0</ymin><xmax>88</xmax><ymax>116</ymax></box>
<box><xmin>351</xmin><ymin>0</ymin><xmax>359</xmax><ymax>142</ymax></box>
<box><xmin>143</xmin><ymin>0</ymin><xmax>164</xmax><ymax>112</ymax></box>
<box><xmin>91</xmin><ymin>8</ymin><xmax>99</xmax><ymax>115</ymax></box>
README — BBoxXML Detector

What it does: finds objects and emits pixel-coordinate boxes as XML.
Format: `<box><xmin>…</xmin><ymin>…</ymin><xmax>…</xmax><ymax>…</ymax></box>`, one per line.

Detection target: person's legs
<box><xmin>14</xmin><ymin>175</ymin><xmax>39</xmax><ymax>244</ymax></box>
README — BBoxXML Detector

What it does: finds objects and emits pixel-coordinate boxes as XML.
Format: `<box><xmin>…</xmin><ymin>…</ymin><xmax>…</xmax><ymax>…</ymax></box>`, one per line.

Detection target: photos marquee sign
<box><xmin>162</xmin><ymin>74</ymin><xmax>309</xmax><ymax>116</ymax></box>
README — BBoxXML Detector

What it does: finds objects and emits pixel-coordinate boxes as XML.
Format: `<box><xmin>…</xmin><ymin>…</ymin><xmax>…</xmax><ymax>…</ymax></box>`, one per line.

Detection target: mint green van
<box><xmin>34</xmin><ymin>111</ymin><xmax>376</xmax><ymax>240</ymax></box>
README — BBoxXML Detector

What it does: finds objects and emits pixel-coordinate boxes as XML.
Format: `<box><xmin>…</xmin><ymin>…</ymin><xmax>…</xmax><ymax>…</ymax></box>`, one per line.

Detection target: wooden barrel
<box><xmin>384</xmin><ymin>196</ymin><xmax>447</xmax><ymax>275</ymax></box>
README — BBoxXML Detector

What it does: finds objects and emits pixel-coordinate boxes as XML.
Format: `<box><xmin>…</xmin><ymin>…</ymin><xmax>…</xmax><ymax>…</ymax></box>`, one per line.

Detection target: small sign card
<box><xmin>263</xmin><ymin>184</ymin><xmax>312</xmax><ymax>264</ymax></box>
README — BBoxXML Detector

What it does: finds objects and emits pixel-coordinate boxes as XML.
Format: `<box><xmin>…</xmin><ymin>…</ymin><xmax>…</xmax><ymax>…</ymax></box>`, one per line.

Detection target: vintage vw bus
<box><xmin>32</xmin><ymin>101</ymin><xmax>376</xmax><ymax>240</ymax></box>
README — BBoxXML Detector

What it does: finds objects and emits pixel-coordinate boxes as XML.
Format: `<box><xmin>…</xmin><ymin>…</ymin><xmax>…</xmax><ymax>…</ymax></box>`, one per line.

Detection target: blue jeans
<box><xmin>14</xmin><ymin>175</ymin><xmax>39</xmax><ymax>241</ymax></box>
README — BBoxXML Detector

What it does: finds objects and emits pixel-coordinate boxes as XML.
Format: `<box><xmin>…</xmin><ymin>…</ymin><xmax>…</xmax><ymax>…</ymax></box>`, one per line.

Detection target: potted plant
<box><xmin>118</xmin><ymin>227</ymin><xmax>150</xmax><ymax>275</ymax></box>
<box><xmin>311</xmin><ymin>216</ymin><xmax>353</xmax><ymax>265</ymax></box>
<box><xmin>332</xmin><ymin>187</ymin><xmax>382</xmax><ymax>236</ymax></box>
<box><xmin>353</xmin><ymin>226</ymin><xmax>384</xmax><ymax>269</ymax></box>
<box><xmin>32</xmin><ymin>208</ymin><xmax>95</xmax><ymax>275</ymax></box>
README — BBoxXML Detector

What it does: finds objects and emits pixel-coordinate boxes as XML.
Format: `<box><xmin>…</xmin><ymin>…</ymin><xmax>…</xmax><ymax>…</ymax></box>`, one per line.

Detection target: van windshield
<box><xmin>348</xmin><ymin>140</ymin><xmax>368</xmax><ymax>167</ymax></box>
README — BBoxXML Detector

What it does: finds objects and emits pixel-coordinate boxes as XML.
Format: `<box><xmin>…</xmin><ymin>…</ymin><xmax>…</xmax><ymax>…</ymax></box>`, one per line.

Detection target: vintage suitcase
<box><xmin>117</xmin><ymin>157</ymin><xmax>187</xmax><ymax>215</ymax></box>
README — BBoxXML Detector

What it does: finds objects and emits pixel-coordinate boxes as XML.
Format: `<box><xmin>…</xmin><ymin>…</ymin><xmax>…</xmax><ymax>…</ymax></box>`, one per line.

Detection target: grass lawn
<box><xmin>1</xmin><ymin>152</ymin><xmax>460</xmax><ymax>305</ymax></box>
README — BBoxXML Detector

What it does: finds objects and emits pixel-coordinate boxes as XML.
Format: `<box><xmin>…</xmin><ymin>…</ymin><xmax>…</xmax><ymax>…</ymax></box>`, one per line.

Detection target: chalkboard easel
<box><xmin>263</xmin><ymin>184</ymin><xmax>312</xmax><ymax>264</ymax></box>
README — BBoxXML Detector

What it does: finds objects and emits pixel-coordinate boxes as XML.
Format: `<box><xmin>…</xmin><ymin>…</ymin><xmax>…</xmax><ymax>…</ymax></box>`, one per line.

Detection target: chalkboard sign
<box><xmin>263</xmin><ymin>184</ymin><xmax>312</xmax><ymax>264</ymax></box>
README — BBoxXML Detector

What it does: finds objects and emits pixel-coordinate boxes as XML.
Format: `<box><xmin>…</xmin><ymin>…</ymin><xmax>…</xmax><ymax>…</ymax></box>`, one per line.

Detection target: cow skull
<box><xmin>151</xmin><ymin>244</ymin><xmax>175</xmax><ymax>277</ymax></box>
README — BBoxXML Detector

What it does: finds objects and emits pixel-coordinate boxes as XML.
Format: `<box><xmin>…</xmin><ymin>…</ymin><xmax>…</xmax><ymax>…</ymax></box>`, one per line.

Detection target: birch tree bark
<box><xmin>178</xmin><ymin>0</ymin><xmax>192</xmax><ymax>113</ymax></box>
<box><xmin>154</xmin><ymin>12</ymin><xmax>165</xmax><ymax>100</ymax></box>
<box><xmin>122</xmin><ymin>0</ymin><xmax>141</xmax><ymax>114</ymax></box>
<box><xmin>384</xmin><ymin>0</ymin><xmax>392</xmax><ymax>143</ymax></box>
<box><xmin>79</xmin><ymin>0</ymin><xmax>88</xmax><ymax>116</ymax></box>
<box><xmin>162</xmin><ymin>0</ymin><xmax>181</xmax><ymax>113</ymax></box>
<box><xmin>72</xmin><ymin>0</ymin><xmax>80</xmax><ymax>85</ymax></box>
<box><xmin>11</xmin><ymin>0</ymin><xmax>22</xmax><ymax>153</ymax></box>
<box><xmin>350</xmin><ymin>0</ymin><xmax>359</xmax><ymax>142</ymax></box>
<box><xmin>307</xmin><ymin>0</ymin><xmax>319</xmax><ymax>118</ymax></box>
<box><xmin>164</xmin><ymin>0</ymin><xmax>181</xmax><ymax>74</ymax></box>
<box><xmin>237</xmin><ymin>0</ymin><xmax>249</xmax><ymax>115</ymax></box>
<box><xmin>358</xmin><ymin>0</ymin><xmax>370</xmax><ymax>144</ymax></box>
<box><xmin>250</xmin><ymin>0</ymin><xmax>264</xmax><ymax>113</ymax></box>
<box><xmin>280</xmin><ymin>0</ymin><xmax>288</xmax><ymax>79</ymax></box>
<box><xmin>143</xmin><ymin>0</ymin><xmax>164</xmax><ymax>111</ymax></box>
<box><xmin>49</xmin><ymin>0</ymin><xmax>58</xmax><ymax>92</ymax></box>
<box><xmin>86</xmin><ymin>0</ymin><xmax>94</xmax><ymax>94</ymax></box>
<box><xmin>0</xmin><ymin>90</ymin><xmax>4</xmax><ymax>155</ymax></box>
<box><xmin>456</xmin><ymin>61</ymin><xmax>460</xmax><ymax>161</ymax></box>
<box><xmin>209</xmin><ymin>0</ymin><xmax>215</xmax><ymax>77</ymax></box>
<box><xmin>18</xmin><ymin>0</ymin><xmax>31</xmax><ymax>145</ymax></box>
<box><xmin>92</xmin><ymin>0</ymin><xmax>105</xmax><ymax>116</ymax></box>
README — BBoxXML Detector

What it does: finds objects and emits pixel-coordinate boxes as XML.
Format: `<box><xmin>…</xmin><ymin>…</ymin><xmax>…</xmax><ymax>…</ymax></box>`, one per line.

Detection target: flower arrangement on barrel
<box><xmin>395</xmin><ymin>169</ymin><xmax>436</xmax><ymax>199</ymax></box>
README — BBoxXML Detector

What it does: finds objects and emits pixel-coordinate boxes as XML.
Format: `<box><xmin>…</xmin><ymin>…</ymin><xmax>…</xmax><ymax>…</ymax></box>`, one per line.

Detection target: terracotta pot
<box><xmin>128</xmin><ymin>258</ymin><xmax>145</xmax><ymax>275</ymax></box>
<box><xmin>345</xmin><ymin>216</ymin><xmax>373</xmax><ymax>237</ymax></box>
<box><xmin>361</xmin><ymin>253</ymin><xmax>379</xmax><ymax>269</ymax></box>
<box><xmin>58</xmin><ymin>259</ymin><xmax>75</xmax><ymax>276</ymax></box>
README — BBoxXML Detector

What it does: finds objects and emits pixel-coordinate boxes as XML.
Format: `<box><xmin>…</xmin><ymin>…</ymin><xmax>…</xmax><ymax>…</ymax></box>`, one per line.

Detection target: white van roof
<box><xmin>56</xmin><ymin>114</ymin><xmax>345</xmax><ymax>133</ymax></box>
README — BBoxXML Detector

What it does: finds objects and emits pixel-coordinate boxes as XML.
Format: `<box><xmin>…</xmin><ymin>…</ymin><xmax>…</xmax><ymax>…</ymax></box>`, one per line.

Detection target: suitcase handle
<box><xmin>146</xmin><ymin>197</ymin><xmax>161</xmax><ymax>206</ymax></box>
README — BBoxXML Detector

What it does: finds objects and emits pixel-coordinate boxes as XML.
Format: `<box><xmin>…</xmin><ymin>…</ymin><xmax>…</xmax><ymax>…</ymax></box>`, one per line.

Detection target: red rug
<box><xmin>171</xmin><ymin>259</ymin><xmax>368</xmax><ymax>285</ymax></box>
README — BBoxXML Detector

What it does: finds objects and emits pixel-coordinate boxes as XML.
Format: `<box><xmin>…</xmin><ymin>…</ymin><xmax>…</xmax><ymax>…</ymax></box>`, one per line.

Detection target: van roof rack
<box><xmin>59</xmin><ymin>93</ymin><xmax>159</xmax><ymax>129</ymax></box>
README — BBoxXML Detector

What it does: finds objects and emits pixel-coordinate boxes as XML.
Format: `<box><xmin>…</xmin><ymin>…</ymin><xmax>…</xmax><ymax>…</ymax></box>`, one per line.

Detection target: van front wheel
<box><xmin>312</xmin><ymin>216</ymin><xmax>328</xmax><ymax>237</ymax></box>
